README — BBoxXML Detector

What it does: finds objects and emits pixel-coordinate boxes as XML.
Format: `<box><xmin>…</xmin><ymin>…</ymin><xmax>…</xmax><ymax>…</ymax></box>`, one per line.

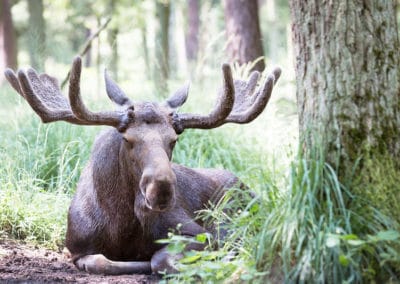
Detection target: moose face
<box><xmin>122</xmin><ymin>102</ymin><xmax>179</xmax><ymax>212</ymax></box>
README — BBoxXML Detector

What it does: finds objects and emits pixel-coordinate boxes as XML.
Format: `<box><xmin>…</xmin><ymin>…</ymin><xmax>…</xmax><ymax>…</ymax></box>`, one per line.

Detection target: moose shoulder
<box><xmin>4</xmin><ymin>57</ymin><xmax>281</xmax><ymax>275</ymax></box>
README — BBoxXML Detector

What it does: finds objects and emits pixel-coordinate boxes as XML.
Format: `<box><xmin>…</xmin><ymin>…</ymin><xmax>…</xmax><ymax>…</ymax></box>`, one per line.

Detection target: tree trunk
<box><xmin>107</xmin><ymin>26</ymin><xmax>119</xmax><ymax>80</ymax></box>
<box><xmin>84</xmin><ymin>28</ymin><xmax>92</xmax><ymax>67</ymax></box>
<box><xmin>223</xmin><ymin>0</ymin><xmax>265</xmax><ymax>72</ymax></box>
<box><xmin>154</xmin><ymin>1</ymin><xmax>170</xmax><ymax>96</ymax></box>
<box><xmin>185</xmin><ymin>0</ymin><xmax>200</xmax><ymax>61</ymax></box>
<box><xmin>289</xmin><ymin>1</ymin><xmax>400</xmax><ymax>175</ymax></box>
<box><xmin>107</xmin><ymin>0</ymin><xmax>118</xmax><ymax>80</ymax></box>
<box><xmin>27</xmin><ymin>0</ymin><xmax>46</xmax><ymax>71</ymax></box>
<box><xmin>0</xmin><ymin>0</ymin><xmax>17</xmax><ymax>78</ymax></box>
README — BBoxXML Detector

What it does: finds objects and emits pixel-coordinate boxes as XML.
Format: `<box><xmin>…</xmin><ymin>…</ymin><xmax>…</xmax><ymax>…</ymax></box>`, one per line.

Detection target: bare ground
<box><xmin>0</xmin><ymin>239</ymin><xmax>160</xmax><ymax>283</ymax></box>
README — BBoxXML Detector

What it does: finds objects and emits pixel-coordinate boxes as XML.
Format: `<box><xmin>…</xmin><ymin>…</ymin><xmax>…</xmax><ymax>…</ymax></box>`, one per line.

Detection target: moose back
<box><xmin>4</xmin><ymin>57</ymin><xmax>281</xmax><ymax>274</ymax></box>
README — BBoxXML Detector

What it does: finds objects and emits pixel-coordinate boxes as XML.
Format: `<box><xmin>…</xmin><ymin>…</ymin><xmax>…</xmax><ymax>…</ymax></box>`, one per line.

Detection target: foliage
<box><xmin>163</xmin><ymin>151</ymin><xmax>400</xmax><ymax>283</ymax></box>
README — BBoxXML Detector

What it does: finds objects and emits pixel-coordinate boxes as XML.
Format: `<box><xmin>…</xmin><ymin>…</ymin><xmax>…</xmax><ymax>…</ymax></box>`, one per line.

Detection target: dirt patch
<box><xmin>0</xmin><ymin>239</ymin><xmax>160</xmax><ymax>283</ymax></box>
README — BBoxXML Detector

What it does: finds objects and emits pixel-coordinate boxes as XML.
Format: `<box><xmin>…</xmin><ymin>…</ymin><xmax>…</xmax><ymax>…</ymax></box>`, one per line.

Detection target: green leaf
<box><xmin>180</xmin><ymin>254</ymin><xmax>201</xmax><ymax>264</ymax></box>
<box><xmin>195</xmin><ymin>233</ymin><xmax>208</xmax><ymax>243</ymax></box>
<box><xmin>339</xmin><ymin>254</ymin><xmax>349</xmax><ymax>266</ymax></box>
<box><xmin>167</xmin><ymin>242</ymin><xmax>186</xmax><ymax>254</ymax></box>
<box><xmin>250</xmin><ymin>203</ymin><xmax>259</xmax><ymax>213</ymax></box>
<box><xmin>347</xmin><ymin>239</ymin><xmax>365</xmax><ymax>246</ymax></box>
<box><xmin>376</xmin><ymin>230</ymin><xmax>400</xmax><ymax>241</ymax></box>
<box><xmin>341</xmin><ymin>234</ymin><xmax>359</xmax><ymax>240</ymax></box>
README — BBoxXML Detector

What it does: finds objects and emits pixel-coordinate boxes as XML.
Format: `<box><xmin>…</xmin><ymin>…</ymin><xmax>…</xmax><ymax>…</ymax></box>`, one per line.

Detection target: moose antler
<box><xmin>225</xmin><ymin>67</ymin><xmax>281</xmax><ymax>124</ymax></box>
<box><xmin>5</xmin><ymin>56</ymin><xmax>281</xmax><ymax>134</ymax></box>
<box><xmin>176</xmin><ymin>64</ymin><xmax>235</xmax><ymax>129</ymax></box>
<box><xmin>4</xmin><ymin>57</ymin><xmax>131</xmax><ymax>130</ymax></box>
<box><xmin>175</xmin><ymin>65</ymin><xmax>281</xmax><ymax>131</ymax></box>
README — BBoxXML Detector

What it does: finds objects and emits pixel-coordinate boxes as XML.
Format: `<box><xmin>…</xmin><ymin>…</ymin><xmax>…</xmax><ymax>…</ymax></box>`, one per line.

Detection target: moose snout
<box><xmin>139</xmin><ymin>170</ymin><xmax>177</xmax><ymax>212</ymax></box>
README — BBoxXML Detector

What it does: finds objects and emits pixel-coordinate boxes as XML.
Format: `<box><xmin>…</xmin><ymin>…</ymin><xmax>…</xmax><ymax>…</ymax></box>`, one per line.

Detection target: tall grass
<box><xmin>0</xmin><ymin>117</ymin><xmax>97</xmax><ymax>247</ymax></box>
<box><xmin>163</xmin><ymin>149</ymin><xmax>400</xmax><ymax>283</ymax></box>
<box><xmin>0</xmin><ymin>86</ymin><xmax>99</xmax><ymax>247</ymax></box>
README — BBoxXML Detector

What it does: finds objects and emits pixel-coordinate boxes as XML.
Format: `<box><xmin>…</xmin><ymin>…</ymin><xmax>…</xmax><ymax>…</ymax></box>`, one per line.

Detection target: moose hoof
<box><xmin>75</xmin><ymin>254</ymin><xmax>109</xmax><ymax>274</ymax></box>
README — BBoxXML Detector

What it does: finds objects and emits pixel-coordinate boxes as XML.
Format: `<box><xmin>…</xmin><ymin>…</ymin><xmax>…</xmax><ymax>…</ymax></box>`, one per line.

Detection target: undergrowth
<box><xmin>162</xmin><ymin>152</ymin><xmax>400</xmax><ymax>283</ymax></box>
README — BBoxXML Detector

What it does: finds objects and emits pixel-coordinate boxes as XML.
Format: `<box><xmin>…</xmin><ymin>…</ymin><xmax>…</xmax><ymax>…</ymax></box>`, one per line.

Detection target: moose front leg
<box><xmin>75</xmin><ymin>254</ymin><xmax>152</xmax><ymax>275</ymax></box>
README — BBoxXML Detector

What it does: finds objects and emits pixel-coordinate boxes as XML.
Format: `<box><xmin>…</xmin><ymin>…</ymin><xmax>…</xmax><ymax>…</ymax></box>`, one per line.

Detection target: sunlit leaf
<box><xmin>347</xmin><ymin>239</ymin><xmax>365</xmax><ymax>246</ymax></box>
<box><xmin>180</xmin><ymin>254</ymin><xmax>201</xmax><ymax>264</ymax></box>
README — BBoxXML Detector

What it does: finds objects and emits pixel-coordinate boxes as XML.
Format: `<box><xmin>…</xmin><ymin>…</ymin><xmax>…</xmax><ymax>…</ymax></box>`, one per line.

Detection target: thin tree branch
<box><xmin>61</xmin><ymin>17</ymin><xmax>112</xmax><ymax>88</ymax></box>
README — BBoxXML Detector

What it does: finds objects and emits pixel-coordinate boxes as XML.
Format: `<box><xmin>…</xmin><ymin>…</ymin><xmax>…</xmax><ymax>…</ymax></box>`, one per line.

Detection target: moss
<box><xmin>352</xmin><ymin>152</ymin><xmax>400</xmax><ymax>225</ymax></box>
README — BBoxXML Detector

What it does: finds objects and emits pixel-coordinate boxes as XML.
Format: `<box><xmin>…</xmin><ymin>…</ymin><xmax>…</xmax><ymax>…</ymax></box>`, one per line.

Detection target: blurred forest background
<box><xmin>0</xmin><ymin>0</ymin><xmax>399</xmax><ymax>283</ymax></box>
<box><xmin>0</xmin><ymin>0</ymin><xmax>298</xmax><ymax>154</ymax></box>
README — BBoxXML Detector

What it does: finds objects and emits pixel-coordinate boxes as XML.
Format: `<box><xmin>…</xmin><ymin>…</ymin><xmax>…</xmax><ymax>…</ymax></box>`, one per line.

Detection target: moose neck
<box><xmin>91</xmin><ymin>130</ymin><xmax>139</xmax><ymax>218</ymax></box>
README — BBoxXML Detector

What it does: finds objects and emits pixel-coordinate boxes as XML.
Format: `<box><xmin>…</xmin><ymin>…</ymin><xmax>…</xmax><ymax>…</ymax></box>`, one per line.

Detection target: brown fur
<box><xmin>66</xmin><ymin>103</ymin><xmax>241</xmax><ymax>274</ymax></box>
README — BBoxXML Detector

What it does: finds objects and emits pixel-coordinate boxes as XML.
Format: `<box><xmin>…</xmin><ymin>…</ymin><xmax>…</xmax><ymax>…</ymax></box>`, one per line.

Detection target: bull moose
<box><xmin>4</xmin><ymin>57</ymin><xmax>281</xmax><ymax>275</ymax></box>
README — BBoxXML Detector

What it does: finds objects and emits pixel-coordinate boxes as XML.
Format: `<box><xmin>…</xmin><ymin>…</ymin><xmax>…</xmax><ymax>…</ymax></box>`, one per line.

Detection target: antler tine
<box><xmin>104</xmin><ymin>69</ymin><xmax>132</xmax><ymax>107</ymax></box>
<box><xmin>68</xmin><ymin>57</ymin><xmax>124</xmax><ymax>128</ymax></box>
<box><xmin>177</xmin><ymin>64</ymin><xmax>235</xmax><ymax>129</ymax></box>
<box><xmin>9</xmin><ymin>68</ymin><xmax>87</xmax><ymax>124</ymax></box>
<box><xmin>225</xmin><ymin>67</ymin><xmax>282</xmax><ymax>124</ymax></box>
<box><xmin>4</xmin><ymin>68</ymin><xmax>23</xmax><ymax>97</ymax></box>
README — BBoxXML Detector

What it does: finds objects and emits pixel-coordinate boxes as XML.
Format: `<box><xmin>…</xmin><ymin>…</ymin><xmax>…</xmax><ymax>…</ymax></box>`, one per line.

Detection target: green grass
<box><xmin>1</xmin><ymin>66</ymin><xmax>399</xmax><ymax>283</ymax></box>
<box><xmin>0</xmin><ymin>86</ymin><xmax>98</xmax><ymax>247</ymax></box>
<box><xmin>162</xmin><ymin>150</ymin><xmax>400</xmax><ymax>283</ymax></box>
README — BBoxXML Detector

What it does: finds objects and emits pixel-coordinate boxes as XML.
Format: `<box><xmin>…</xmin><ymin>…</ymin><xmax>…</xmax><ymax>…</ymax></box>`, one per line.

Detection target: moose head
<box><xmin>5</xmin><ymin>57</ymin><xmax>280</xmax><ymax>214</ymax></box>
<box><xmin>4</xmin><ymin>57</ymin><xmax>281</xmax><ymax>274</ymax></box>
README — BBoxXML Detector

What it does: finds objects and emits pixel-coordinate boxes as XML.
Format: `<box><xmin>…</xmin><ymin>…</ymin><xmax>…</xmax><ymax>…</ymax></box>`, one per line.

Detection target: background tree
<box><xmin>154</xmin><ymin>1</ymin><xmax>170</xmax><ymax>95</ymax></box>
<box><xmin>289</xmin><ymin>0</ymin><xmax>400</xmax><ymax>220</ymax></box>
<box><xmin>185</xmin><ymin>0</ymin><xmax>200</xmax><ymax>62</ymax></box>
<box><xmin>107</xmin><ymin>0</ymin><xmax>119</xmax><ymax>80</ymax></box>
<box><xmin>27</xmin><ymin>0</ymin><xmax>46</xmax><ymax>70</ymax></box>
<box><xmin>290</xmin><ymin>0</ymin><xmax>399</xmax><ymax>171</ymax></box>
<box><xmin>0</xmin><ymin>0</ymin><xmax>18</xmax><ymax>82</ymax></box>
<box><xmin>223</xmin><ymin>0</ymin><xmax>265</xmax><ymax>72</ymax></box>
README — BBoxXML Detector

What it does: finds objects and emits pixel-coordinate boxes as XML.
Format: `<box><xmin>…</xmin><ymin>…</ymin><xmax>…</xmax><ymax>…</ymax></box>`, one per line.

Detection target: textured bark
<box><xmin>223</xmin><ymin>0</ymin><xmax>265</xmax><ymax>72</ymax></box>
<box><xmin>290</xmin><ymin>1</ymin><xmax>400</xmax><ymax>172</ymax></box>
<box><xmin>27</xmin><ymin>0</ymin><xmax>46</xmax><ymax>71</ymax></box>
<box><xmin>185</xmin><ymin>0</ymin><xmax>200</xmax><ymax>61</ymax></box>
<box><xmin>0</xmin><ymin>0</ymin><xmax>17</xmax><ymax>76</ymax></box>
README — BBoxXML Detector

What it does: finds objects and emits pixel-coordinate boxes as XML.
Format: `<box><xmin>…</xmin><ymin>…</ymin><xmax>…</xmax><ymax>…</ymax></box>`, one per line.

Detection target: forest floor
<box><xmin>0</xmin><ymin>239</ymin><xmax>160</xmax><ymax>283</ymax></box>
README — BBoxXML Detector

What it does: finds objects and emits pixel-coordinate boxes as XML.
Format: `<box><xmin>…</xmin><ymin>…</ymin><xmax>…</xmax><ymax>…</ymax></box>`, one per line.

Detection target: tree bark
<box><xmin>223</xmin><ymin>0</ymin><xmax>265</xmax><ymax>72</ymax></box>
<box><xmin>27</xmin><ymin>0</ymin><xmax>46</xmax><ymax>71</ymax></box>
<box><xmin>290</xmin><ymin>1</ymin><xmax>400</xmax><ymax>174</ymax></box>
<box><xmin>0</xmin><ymin>0</ymin><xmax>17</xmax><ymax>76</ymax></box>
<box><xmin>185</xmin><ymin>0</ymin><xmax>200</xmax><ymax>61</ymax></box>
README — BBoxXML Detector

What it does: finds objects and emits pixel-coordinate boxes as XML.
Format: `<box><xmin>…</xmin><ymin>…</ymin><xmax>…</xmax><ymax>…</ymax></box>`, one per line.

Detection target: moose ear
<box><xmin>104</xmin><ymin>69</ymin><xmax>132</xmax><ymax>106</ymax></box>
<box><xmin>165</xmin><ymin>81</ymin><xmax>190</xmax><ymax>109</ymax></box>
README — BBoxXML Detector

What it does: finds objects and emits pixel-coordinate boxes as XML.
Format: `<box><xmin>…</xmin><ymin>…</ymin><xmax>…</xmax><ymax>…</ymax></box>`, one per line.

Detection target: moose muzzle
<box><xmin>139</xmin><ymin>168</ymin><xmax>177</xmax><ymax>212</ymax></box>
